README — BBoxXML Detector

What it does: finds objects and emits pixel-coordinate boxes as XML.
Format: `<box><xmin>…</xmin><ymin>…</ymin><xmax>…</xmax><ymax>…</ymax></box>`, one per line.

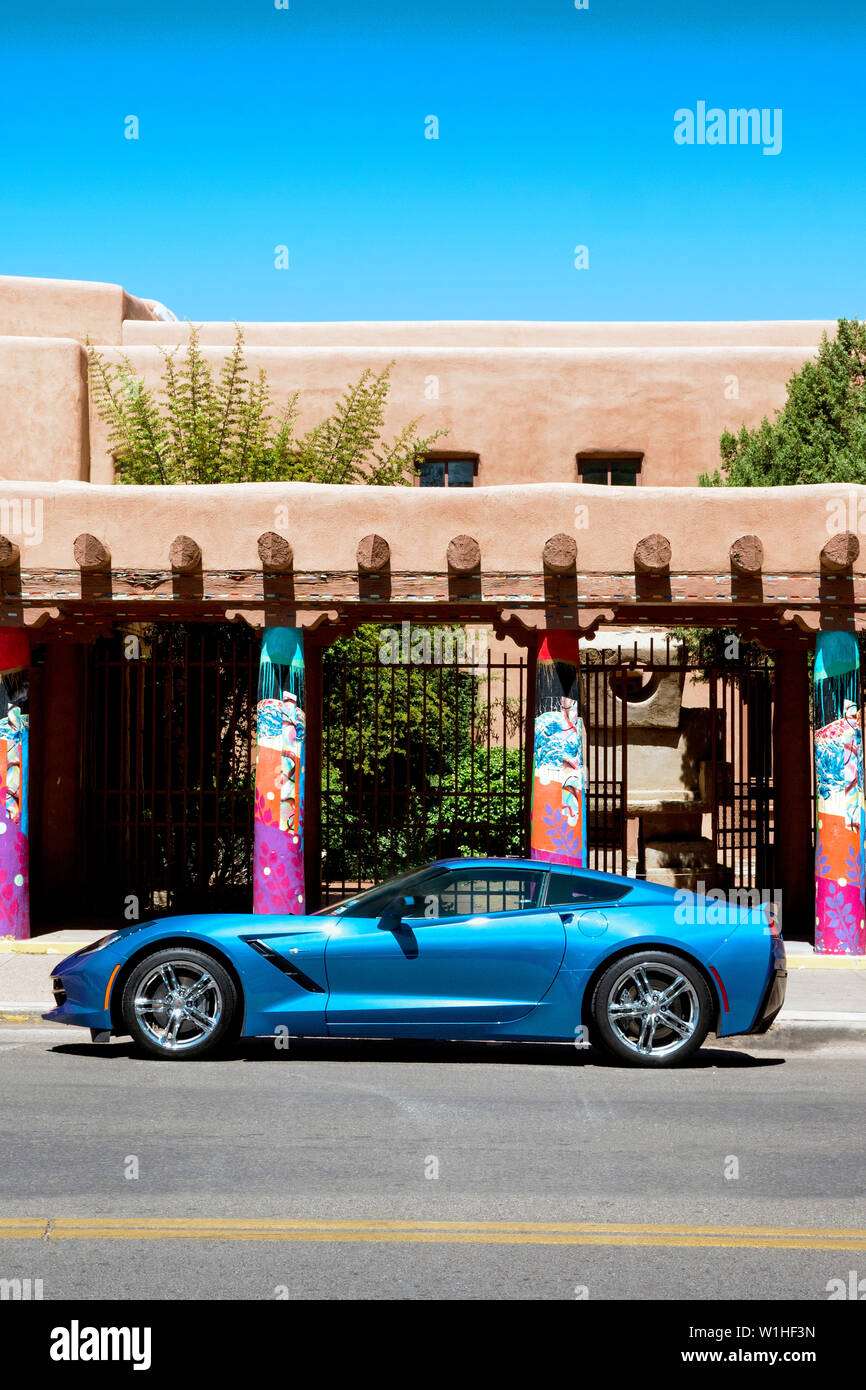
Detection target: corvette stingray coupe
<box><xmin>44</xmin><ymin>858</ymin><xmax>786</xmax><ymax>1067</ymax></box>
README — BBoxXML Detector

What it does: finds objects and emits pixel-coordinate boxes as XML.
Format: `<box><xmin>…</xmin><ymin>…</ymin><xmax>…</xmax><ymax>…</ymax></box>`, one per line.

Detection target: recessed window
<box><xmin>578</xmin><ymin>456</ymin><xmax>642</xmax><ymax>486</ymax></box>
<box><xmin>418</xmin><ymin>456</ymin><xmax>478</xmax><ymax>488</ymax></box>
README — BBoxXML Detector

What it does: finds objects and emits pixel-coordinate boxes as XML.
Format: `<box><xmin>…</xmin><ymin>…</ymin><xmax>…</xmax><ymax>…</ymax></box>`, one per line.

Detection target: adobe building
<box><xmin>0</xmin><ymin>273</ymin><xmax>858</xmax><ymax>942</ymax></box>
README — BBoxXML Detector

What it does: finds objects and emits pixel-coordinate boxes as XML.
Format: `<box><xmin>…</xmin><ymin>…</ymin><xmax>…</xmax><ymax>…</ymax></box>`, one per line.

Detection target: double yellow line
<box><xmin>3</xmin><ymin>1217</ymin><xmax>866</xmax><ymax>1251</ymax></box>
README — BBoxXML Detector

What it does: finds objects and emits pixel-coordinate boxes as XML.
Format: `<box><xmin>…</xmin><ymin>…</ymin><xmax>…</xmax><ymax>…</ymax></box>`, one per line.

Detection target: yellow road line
<box><xmin>39</xmin><ymin>1231</ymin><xmax>866</xmax><ymax>1250</ymax></box>
<box><xmin>44</xmin><ymin>1216</ymin><xmax>866</xmax><ymax>1236</ymax></box>
<box><xmin>0</xmin><ymin>1218</ymin><xmax>49</xmax><ymax>1236</ymax></box>
<box><xmin>3</xmin><ymin>1216</ymin><xmax>866</xmax><ymax>1250</ymax></box>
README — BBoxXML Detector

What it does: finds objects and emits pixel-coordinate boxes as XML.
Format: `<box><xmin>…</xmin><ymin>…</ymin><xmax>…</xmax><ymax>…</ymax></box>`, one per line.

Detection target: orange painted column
<box><xmin>530</xmin><ymin>631</ymin><xmax>587</xmax><ymax>867</ymax></box>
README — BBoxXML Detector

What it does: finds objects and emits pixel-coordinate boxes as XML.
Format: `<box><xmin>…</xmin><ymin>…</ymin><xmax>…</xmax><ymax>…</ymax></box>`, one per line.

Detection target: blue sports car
<box><xmin>43</xmin><ymin>858</ymin><xmax>786</xmax><ymax>1067</ymax></box>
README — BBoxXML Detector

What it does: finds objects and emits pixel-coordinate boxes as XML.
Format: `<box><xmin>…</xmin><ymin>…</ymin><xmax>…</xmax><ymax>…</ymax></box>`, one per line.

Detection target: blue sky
<box><xmin>1</xmin><ymin>0</ymin><xmax>863</xmax><ymax>321</ymax></box>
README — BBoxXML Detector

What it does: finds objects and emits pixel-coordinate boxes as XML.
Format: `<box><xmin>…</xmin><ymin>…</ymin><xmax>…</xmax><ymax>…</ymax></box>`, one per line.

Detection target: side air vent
<box><xmin>242</xmin><ymin>937</ymin><xmax>326</xmax><ymax>994</ymax></box>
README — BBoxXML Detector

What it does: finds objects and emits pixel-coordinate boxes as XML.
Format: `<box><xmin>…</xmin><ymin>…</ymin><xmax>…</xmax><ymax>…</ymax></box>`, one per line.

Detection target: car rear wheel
<box><xmin>590</xmin><ymin>951</ymin><xmax>712</xmax><ymax>1067</ymax></box>
<box><xmin>121</xmin><ymin>949</ymin><xmax>237</xmax><ymax>1060</ymax></box>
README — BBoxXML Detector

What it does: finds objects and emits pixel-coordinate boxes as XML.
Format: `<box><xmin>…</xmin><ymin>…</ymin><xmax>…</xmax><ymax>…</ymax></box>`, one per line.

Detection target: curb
<box><xmin>0</xmin><ymin>1005</ymin><xmax>55</xmax><ymax>1022</ymax></box>
<box><xmin>786</xmin><ymin>956</ymin><xmax>866</xmax><ymax>971</ymax></box>
<box><xmin>0</xmin><ymin>942</ymin><xmax>93</xmax><ymax>956</ymax></box>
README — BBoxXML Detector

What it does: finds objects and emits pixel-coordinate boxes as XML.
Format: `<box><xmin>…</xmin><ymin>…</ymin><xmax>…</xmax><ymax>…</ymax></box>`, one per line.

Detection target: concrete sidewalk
<box><xmin>1</xmin><ymin>931</ymin><xmax>865</xmax><ymax>1042</ymax></box>
<box><xmin>0</xmin><ymin>930</ymin><xmax>106</xmax><ymax>1018</ymax></box>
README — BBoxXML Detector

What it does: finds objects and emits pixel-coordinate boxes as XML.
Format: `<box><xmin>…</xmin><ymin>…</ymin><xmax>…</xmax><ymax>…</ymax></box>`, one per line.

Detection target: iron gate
<box><xmin>320</xmin><ymin>638</ymin><xmax>530</xmax><ymax>901</ymax></box>
<box><xmin>83</xmin><ymin>623</ymin><xmax>776</xmax><ymax>913</ymax></box>
<box><xmin>82</xmin><ymin>623</ymin><xmax>259</xmax><ymax>915</ymax></box>
<box><xmin>711</xmin><ymin>666</ymin><xmax>775</xmax><ymax>892</ymax></box>
<box><xmin>580</xmin><ymin>637</ymin><xmax>775</xmax><ymax>892</ymax></box>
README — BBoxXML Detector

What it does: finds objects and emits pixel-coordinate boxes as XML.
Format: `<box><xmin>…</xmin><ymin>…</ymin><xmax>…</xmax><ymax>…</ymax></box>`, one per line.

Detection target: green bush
<box><xmin>89</xmin><ymin>324</ymin><xmax>445</xmax><ymax>485</ymax></box>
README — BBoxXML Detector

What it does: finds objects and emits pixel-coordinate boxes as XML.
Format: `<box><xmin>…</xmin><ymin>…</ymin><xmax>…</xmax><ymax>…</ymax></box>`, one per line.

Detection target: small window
<box><xmin>545</xmin><ymin>871</ymin><xmax>632</xmax><ymax>906</ymax></box>
<box><xmin>418</xmin><ymin>456</ymin><xmax>478</xmax><ymax>488</ymax></box>
<box><xmin>577</xmin><ymin>457</ymin><xmax>641</xmax><ymax>486</ymax></box>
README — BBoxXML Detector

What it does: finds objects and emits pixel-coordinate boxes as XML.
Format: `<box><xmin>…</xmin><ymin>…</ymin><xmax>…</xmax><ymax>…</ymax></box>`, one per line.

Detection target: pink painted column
<box><xmin>0</xmin><ymin>629</ymin><xmax>30</xmax><ymax>940</ymax></box>
<box><xmin>253</xmin><ymin>627</ymin><xmax>306</xmax><ymax>915</ymax></box>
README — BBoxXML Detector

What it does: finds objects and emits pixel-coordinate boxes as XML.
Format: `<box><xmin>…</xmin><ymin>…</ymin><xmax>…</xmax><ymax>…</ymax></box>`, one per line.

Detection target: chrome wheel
<box><xmin>133</xmin><ymin>960</ymin><xmax>223</xmax><ymax>1053</ymax></box>
<box><xmin>606</xmin><ymin>960</ymin><xmax>700</xmax><ymax>1058</ymax></box>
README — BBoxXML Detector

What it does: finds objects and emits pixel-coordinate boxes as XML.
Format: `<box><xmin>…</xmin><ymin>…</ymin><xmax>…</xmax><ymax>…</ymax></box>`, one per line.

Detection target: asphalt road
<box><xmin>1</xmin><ymin>1025</ymin><xmax>865</xmax><ymax>1300</ymax></box>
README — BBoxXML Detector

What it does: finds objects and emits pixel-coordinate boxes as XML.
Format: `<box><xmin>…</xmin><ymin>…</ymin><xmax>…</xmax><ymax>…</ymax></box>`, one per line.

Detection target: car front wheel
<box><xmin>590</xmin><ymin>951</ymin><xmax>712</xmax><ymax>1067</ymax></box>
<box><xmin>121</xmin><ymin>948</ymin><xmax>237</xmax><ymax>1060</ymax></box>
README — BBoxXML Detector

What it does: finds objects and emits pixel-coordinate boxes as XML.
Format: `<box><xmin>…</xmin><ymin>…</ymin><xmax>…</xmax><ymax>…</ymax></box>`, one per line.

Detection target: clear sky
<box><xmin>2</xmin><ymin>0</ymin><xmax>863</xmax><ymax>322</ymax></box>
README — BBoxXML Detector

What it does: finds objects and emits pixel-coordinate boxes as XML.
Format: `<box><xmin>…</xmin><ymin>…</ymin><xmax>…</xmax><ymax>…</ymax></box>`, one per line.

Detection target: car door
<box><xmin>542</xmin><ymin>867</ymin><xmax>635</xmax><ymax>961</ymax></box>
<box><xmin>324</xmin><ymin>866</ymin><xmax>567</xmax><ymax>1034</ymax></box>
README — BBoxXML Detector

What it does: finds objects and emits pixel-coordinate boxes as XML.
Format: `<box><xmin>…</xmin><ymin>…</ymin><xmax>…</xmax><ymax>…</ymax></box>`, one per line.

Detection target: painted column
<box><xmin>813</xmin><ymin>630</ymin><xmax>866</xmax><ymax>955</ymax></box>
<box><xmin>772</xmin><ymin>649</ymin><xmax>814</xmax><ymax>940</ymax></box>
<box><xmin>530</xmin><ymin>631</ymin><xmax>587</xmax><ymax>867</ymax></box>
<box><xmin>253</xmin><ymin>627</ymin><xmax>306</xmax><ymax>915</ymax></box>
<box><xmin>0</xmin><ymin>629</ymin><xmax>30</xmax><ymax>940</ymax></box>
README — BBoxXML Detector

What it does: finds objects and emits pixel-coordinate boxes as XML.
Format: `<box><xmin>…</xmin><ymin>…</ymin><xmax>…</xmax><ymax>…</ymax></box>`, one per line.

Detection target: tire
<box><xmin>590</xmin><ymin>950</ymin><xmax>712</xmax><ymax>1067</ymax></box>
<box><xmin>121</xmin><ymin>948</ymin><xmax>238</xmax><ymax>1060</ymax></box>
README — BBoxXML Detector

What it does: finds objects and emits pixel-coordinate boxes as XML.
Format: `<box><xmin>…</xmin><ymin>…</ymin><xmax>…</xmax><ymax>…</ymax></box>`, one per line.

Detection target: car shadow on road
<box><xmin>48</xmin><ymin>1037</ymin><xmax>785</xmax><ymax>1069</ymax></box>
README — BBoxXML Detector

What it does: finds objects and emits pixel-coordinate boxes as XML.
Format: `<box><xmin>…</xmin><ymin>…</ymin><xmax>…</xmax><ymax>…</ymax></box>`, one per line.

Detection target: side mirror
<box><xmin>378</xmin><ymin>895</ymin><xmax>416</xmax><ymax>930</ymax></box>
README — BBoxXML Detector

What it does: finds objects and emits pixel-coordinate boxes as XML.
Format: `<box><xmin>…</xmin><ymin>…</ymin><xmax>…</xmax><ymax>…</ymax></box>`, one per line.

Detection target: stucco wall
<box><xmin>0</xmin><ymin>276</ymin><xmax>835</xmax><ymax>488</ymax></box>
<box><xmin>122</xmin><ymin>320</ymin><xmax>833</xmax><ymax>350</ymax></box>
<box><xmin>0</xmin><ymin>276</ymin><xmax>156</xmax><ymax>345</ymax></box>
<box><xmin>0</xmin><ymin>338</ymin><xmax>90</xmax><ymax>482</ymax></box>
<box><xmin>2</xmin><ymin>479</ymin><xmax>858</xmax><ymax>577</ymax></box>
<box><xmin>88</xmin><ymin>342</ymin><xmax>822</xmax><ymax>489</ymax></box>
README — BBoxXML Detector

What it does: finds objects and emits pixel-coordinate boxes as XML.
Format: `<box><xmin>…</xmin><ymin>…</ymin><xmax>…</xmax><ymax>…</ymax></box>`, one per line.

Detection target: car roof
<box><xmin>427</xmin><ymin>857</ymin><xmax>631</xmax><ymax>887</ymax></box>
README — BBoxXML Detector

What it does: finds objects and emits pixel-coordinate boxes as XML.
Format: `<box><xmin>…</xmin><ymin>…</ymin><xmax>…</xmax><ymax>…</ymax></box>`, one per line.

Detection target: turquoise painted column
<box><xmin>813</xmin><ymin>630</ymin><xmax>866</xmax><ymax>955</ymax></box>
<box><xmin>253</xmin><ymin>627</ymin><xmax>307</xmax><ymax>915</ymax></box>
<box><xmin>0</xmin><ymin>629</ymin><xmax>30</xmax><ymax>940</ymax></box>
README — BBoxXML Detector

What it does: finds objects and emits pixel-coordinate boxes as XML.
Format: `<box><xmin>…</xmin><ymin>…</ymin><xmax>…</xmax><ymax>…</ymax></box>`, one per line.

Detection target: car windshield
<box><xmin>313</xmin><ymin>867</ymin><xmax>435</xmax><ymax>919</ymax></box>
<box><xmin>314</xmin><ymin>864</ymin><xmax>546</xmax><ymax>920</ymax></box>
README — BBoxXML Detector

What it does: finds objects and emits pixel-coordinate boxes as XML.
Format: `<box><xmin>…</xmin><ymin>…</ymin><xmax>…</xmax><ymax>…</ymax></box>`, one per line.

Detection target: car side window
<box><xmin>545</xmin><ymin>871</ymin><xmax>632</xmax><ymax>906</ymax></box>
<box><xmin>419</xmin><ymin>870</ymin><xmax>544</xmax><ymax>919</ymax></box>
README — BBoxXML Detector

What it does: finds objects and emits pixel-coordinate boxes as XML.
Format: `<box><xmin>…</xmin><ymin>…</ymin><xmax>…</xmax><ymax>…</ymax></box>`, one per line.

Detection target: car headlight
<box><xmin>74</xmin><ymin>932</ymin><xmax>123</xmax><ymax>957</ymax></box>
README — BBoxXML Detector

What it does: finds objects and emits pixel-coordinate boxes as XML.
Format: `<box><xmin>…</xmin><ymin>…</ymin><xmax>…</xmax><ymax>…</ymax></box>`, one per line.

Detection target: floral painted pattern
<box><xmin>531</xmin><ymin>635</ymin><xmax>587</xmax><ymax>869</ymax></box>
<box><xmin>814</xmin><ymin>700</ymin><xmax>866</xmax><ymax>954</ymax></box>
<box><xmin>253</xmin><ymin>635</ymin><xmax>306</xmax><ymax>916</ymax></box>
<box><xmin>0</xmin><ymin>704</ymin><xmax>28</xmax><ymax>940</ymax></box>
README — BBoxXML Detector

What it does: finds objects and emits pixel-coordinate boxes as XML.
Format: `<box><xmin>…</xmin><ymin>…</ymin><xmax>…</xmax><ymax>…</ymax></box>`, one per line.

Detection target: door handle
<box><xmin>558</xmin><ymin>911</ymin><xmax>575</xmax><ymax>925</ymax></box>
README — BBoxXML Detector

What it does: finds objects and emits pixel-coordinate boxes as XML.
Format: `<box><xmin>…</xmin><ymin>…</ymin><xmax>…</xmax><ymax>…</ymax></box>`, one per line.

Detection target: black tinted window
<box><xmin>545</xmin><ymin>872</ymin><xmax>631</xmax><ymax>906</ymax></box>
